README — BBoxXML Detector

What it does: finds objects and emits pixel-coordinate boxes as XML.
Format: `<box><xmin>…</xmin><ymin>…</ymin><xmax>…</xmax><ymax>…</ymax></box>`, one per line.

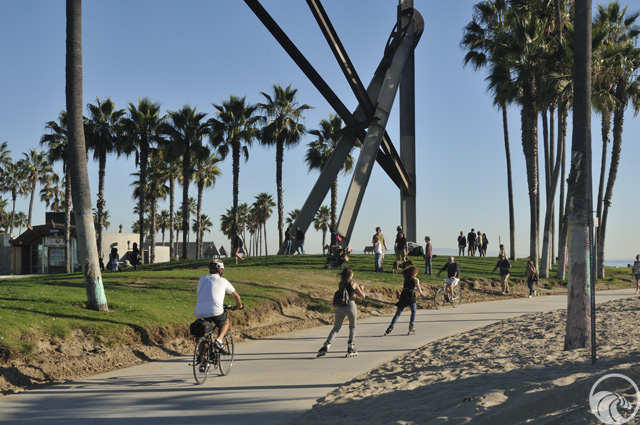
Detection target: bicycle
<box><xmin>434</xmin><ymin>279</ymin><xmax>461</xmax><ymax>309</ymax></box>
<box><xmin>191</xmin><ymin>305</ymin><xmax>237</xmax><ymax>385</ymax></box>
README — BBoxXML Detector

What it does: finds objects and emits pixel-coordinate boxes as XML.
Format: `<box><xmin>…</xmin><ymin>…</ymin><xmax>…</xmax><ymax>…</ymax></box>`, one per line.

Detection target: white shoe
<box><xmin>528</xmin><ymin>295</ymin><xmax>532</xmax><ymax>298</ymax></box>
<box><xmin>533</xmin><ymin>290</ymin><xmax>537</xmax><ymax>297</ymax></box>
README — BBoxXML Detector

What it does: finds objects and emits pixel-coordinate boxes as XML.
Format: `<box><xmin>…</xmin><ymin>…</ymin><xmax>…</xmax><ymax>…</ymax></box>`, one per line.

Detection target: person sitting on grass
<box><xmin>437</xmin><ymin>256</ymin><xmax>459</xmax><ymax>302</ymax></box>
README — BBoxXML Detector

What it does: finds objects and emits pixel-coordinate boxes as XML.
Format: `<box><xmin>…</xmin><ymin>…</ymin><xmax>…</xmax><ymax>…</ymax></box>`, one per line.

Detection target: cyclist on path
<box><xmin>437</xmin><ymin>256</ymin><xmax>460</xmax><ymax>302</ymax></box>
<box><xmin>194</xmin><ymin>259</ymin><xmax>243</xmax><ymax>354</ymax></box>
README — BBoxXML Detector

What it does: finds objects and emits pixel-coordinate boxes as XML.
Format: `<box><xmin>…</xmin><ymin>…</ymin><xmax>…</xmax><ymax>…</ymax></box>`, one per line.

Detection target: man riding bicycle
<box><xmin>437</xmin><ymin>256</ymin><xmax>460</xmax><ymax>302</ymax></box>
<box><xmin>194</xmin><ymin>259</ymin><xmax>243</xmax><ymax>354</ymax></box>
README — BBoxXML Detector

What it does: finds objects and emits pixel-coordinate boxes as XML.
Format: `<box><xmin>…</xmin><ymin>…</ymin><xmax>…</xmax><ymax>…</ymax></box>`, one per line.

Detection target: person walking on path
<box><xmin>384</xmin><ymin>266</ymin><xmax>425</xmax><ymax>336</ymax></box>
<box><xmin>423</xmin><ymin>236</ymin><xmax>432</xmax><ymax>275</ymax></box>
<box><xmin>394</xmin><ymin>231</ymin><xmax>408</xmax><ymax>262</ymax></box>
<box><xmin>317</xmin><ymin>268</ymin><xmax>365</xmax><ymax>358</ymax></box>
<box><xmin>457</xmin><ymin>231</ymin><xmax>466</xmax><ymax>256</ymax></box>
<box><xmin>633</xmin><ymin>254</ymin><xmax>640</xmax><ymax>294</ymax></box>
<box><xmin>437</xmin><ymin>256</ymin><xmax>460</xmax><ymax>302</ymax></box>
<box><xmin>467</xmin><ymin>229</ymin><xmax>476</xmax><ymax>256</ymax></box>
<box><xmin>373</xmin><ymin>235</ymin><xmax>383</xmax><ymax>272</ymax></box>
<box><xmin>492</xmin><ymin>254</ymin><xmax>512</xmax><ymax>294</ymax></box>
<box><xmin>295</xmin><ymin>227</ymin><xmax>305</xmax><ymax>255</ymax></box>
<box><xmin>525</xmin><ymin>260</ymin><xmax>538</xmax><ymax>298</ymax></box>
<box><xmin>131</xmin><ymin>242</ymin><xmax>140</xmax><ymax>271</ymax></box>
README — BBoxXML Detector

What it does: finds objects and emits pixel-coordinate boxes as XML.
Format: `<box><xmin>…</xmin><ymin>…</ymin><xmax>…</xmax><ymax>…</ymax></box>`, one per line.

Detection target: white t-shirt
<box><xmin>374</xmin><ymin>241</ymin><xmax>383</xmax><ymax>254</ymax></box>
<box><xmin>193</xmin><ymin>274</ymin><xmax>236</xmax><ymax>318</ymax></box>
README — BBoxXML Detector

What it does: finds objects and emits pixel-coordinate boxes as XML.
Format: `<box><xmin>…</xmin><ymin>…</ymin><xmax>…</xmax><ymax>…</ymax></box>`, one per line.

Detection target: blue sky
<box><xmin>1</xmin><ymin>0</ymin><xmax>639</xmax><ymax>261</ymax></box>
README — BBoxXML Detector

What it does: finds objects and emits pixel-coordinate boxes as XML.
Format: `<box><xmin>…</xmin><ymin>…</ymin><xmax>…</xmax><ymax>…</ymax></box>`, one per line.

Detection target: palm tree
<box><xmin>41</xmin><ymin>110</ymin><xmax>74</xmax><ymax>272</ymax></box>
<box><xmin>286</xmin><ymin>209</ymin><xmax>300</xmax><ymax>226</ymax></box>
<box><xmin>157</xmin><ymin>151</ymin><xmax>181</xmax><ymax>259</ymax></box>
<box><xmin>209</xmin><ymin>95</ymin><xmax>259</xmax><ymax>253</ymax></box>
<box><xmin>66</xmin><ymin>0</ymin><xmax>107</xmax><ymax>311</ymax></box>
<box><xmin>39</xmin><ymin>172</ymin><xmax>62</xmax><ymax>212</ymax></box>
<box><xmin>93</xmin><ymin>208</ymin><xmax>110</xmax><ymax>231</ymax></box>
<box><xmin>193</xmin><ymin>148</ymin><xmax>221</xmax><ymax>258</ymax></box>
<box><xmin>252</xmin><ymin>192</ymin><xmax>275</xmax><ymax>256</ymax></box>
<box><xmin>122</xmin><ymin>97</ymin><xmax>165</xmax><ymax>256</ymax></box>
<box><xmin>313</xmin><ymin>205</ymin><xmax>331</xmax><ymax>253</ymax></box>
<box><xmin>158</xmin><ymin>209</ymin><xmax>170</xmax><ymax>244</ymax></box>
<box><xmin>258</xmin><ymin>84</ymin><xmax>311</xmax><ymax>247</ymax></box>
<box><xmin>564</xmin><ymin>0</ymin><xmax>592</xmax><ymax>351</ymax></box>
<box><xmin>462</xmin><ymin>0</ymin><xmax>517</xmax><ymax>261</ymax></box>
<box><xmin>15</xmin><ymin>211</ymin><xmax>27</xmax><ymax>234</ymax></box>
<box><xmin>593</xmin><ymin>3</ymin><xmax>640</xmax><ymax>278</ymax></box>
<box><xmin>85</xmin><ymin>96</ymin><xmax>126</xmax><ymax>253</ymax></box>
<box><xmin>192</xmin><ymin>213</ymin><xmax>213</xmax><ymax>257</ymax></box>
<box><xmin>18</xmin><ymin>148</ymin><xmax>54</xmax><ymax>226</ymax></box>
<box><xmin>0</xmin><ymin>152</ymin><xmax>28</xmax><ymax>235</ymax></box>
<box><xmin>161</xmin><ymin>105</ymin><xmax>209</xmax><ymax>260</ymax></box>
<box><xmin>305</xmin><ymin>114</ymin><xmax>357</xmax><ymax>229</ymax></box>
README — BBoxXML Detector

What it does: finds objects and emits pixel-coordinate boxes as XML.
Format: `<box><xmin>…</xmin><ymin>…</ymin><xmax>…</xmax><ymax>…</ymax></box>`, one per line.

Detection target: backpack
<box><xmin>332</xmin><ymin>285</ymin><xmax>350</xmax><ymax>307</ymax></box>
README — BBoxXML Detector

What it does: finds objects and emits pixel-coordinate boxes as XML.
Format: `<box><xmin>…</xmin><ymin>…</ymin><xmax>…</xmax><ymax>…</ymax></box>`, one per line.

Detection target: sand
<box><xmin>295</xmin><ymin>297</ymin><xmax>640</xmax><ymax>424</ymax></box>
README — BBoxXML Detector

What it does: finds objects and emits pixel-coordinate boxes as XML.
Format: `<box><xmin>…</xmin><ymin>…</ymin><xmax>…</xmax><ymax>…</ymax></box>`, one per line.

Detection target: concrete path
<box><xmin>0</xmin><ymin>289</ymin><xmax>634</xmax><ymax>425</ymax></box>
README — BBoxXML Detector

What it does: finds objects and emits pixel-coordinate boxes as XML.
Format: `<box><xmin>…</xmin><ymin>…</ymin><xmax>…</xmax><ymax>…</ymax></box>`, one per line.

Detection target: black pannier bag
<box><xmin>190</xmin><ymin>318</ymin><xmax>214</xmax><ymax>338</ymax></box>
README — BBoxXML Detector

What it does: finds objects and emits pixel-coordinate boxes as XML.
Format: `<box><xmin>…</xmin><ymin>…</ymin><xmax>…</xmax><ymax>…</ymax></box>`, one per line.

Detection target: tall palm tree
<box><xmin>93</xmin><ymin>208</ymin><xmax>110</xmax><ymax>231</ymax></box>
<box><xmin>462</xmin><ymin>0</ymin><xmax>517</xmax><ymax>261</ymax></box>
<box><xmin>39</xmin><ymin>172</ymin><xmax>62</xmax><ymax>212</ymax></box>
<box><xmin>0</xmin><ymin>152</ymin><xmax>28</xmax><ymax>235</ymax></box>
<box><xmin>66</xmin><ymin>0</ymin><xmax>107</xmax><ymax>311</ymax></box>
<box><xmin>15</xmin><ymin>211</ymin><xmax>27</xmax><ymax>234</ymax></box>
<box><xmin>158</xmin><ymin>209</ymin><xmax>170</xmax><ymax>244</ymax></box>
<box><xmin>253</xmin><ymin>192</ymin><xmax>275</xmax><ymax>256</ymax></box>
<box><xmin>258</xmin><ymin>84</ymin><xmax>311</xmax><ymax>247</ymax></box>
<box><xmin>161</xmin><ymin>105</ymin><xmax>209</xmax><ymax>260</ymax></box>
<box><xmin>593</xmin><ymin>3</ymin><xmax>640</xmax><ymax>278</ymax></box>
<box><xmin>192</xmin><ymin>213</ymin><xmax>213</xmax><ymax>257</ymax></box>
<box><xmin>313</xmin><ymin>205</ymin><xmax>331</xmax><ymax>253</ymax></box>
<box><xmin>286</xmin><ymin>209</ymin><xmax>300</xmax><ymax>226</ymax></box>
<box><xmin>193</xmin><ymin>148</ymin><xmax>221</xmax><ymax>258</ymax></box>
<box><xmin>209</xmin><ymin>95</ymin><xmax>259</xmax><ymax>254</ymax></box>
<box><xmin>564</xmin><ymin>0</ymin><xmax>592</xmax><ymax>351</ymax></box>
<box><xmin>41</xmin><ymin>111</ymin><xmax>74</xmax><ymax>272</ymax></box>
<box><xmin>18</xmin><ymin>148</ymin><xmax>54</xmax><ymax>226</ymax></box>
<box><xmin>305</xmin><ymin>114</ymin><xmax>357</xmax><ymax>229</ymax></box>
<box><xmin>122</xmin><ymin>97</ymin><xmax>165</xmax><ymax>255</ymax></box>
<box><xmin>85</xmin><ymin>96</ymin><xmax>126</xmax><ymax>252</ymax></box>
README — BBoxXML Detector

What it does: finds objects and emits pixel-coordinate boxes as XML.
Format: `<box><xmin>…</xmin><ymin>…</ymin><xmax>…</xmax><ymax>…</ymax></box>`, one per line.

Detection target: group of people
<box><xmin>282</xmin><ymin>226</ymin><xmax>306</xmax><ymax>255</ymax></box>
<box><xmin>371</xmin><ymin>226</ymin><xmax>415</xmax><ymax>273</ymax></box>
<box><xmin>457</xmin><ymin>229</ymin><xmax>489</xmax><ymax>257</ymax></box>
<box><xmin>98</xmin><ymin>244</ymin><xmax>141</xmax><ymax>272</ymax></box>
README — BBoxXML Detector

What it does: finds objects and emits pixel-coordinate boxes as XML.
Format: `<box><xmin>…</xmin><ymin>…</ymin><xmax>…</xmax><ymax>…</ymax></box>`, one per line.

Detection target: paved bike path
<box><xmin>0</xmin><ymin>289</ymin><xmax>633</xmax><ymax>424</ymax></box>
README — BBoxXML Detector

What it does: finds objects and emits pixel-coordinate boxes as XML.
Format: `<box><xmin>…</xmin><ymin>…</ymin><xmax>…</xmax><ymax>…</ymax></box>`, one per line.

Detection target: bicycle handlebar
<box><xmin>223</xmin><ymin>304</ymin><xmax>244</xmax><ymax>311</ymax></box>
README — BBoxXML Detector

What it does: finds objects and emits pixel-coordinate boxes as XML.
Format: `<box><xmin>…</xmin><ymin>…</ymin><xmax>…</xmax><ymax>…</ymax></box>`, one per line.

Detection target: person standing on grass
<box><xmin>457</xmin><ymin>231</ymin><xmax>466</xmax><ymax>256</ymax></box>
<box><xmin>384</xmin><ymin>266</ymin><xmax>425</xmax><ymax>336</ymax></box>
<box><xmin>525</xmin><ymin>260</ymin><xmax>538</xmax><ymax>298</ymax></box>
<box><xmin>194</xmin><ymin>259</ymin><xmax>243</xmax><ymax>355</ymax></box>
<box><xmin>424</xmin><ymin>236</ymin><xmax>432</xmax><ymax>275</ymax></box>
<box><xmin>492</xmin><ymin>254</ymin><xmax>512</xmax><ymax>294</ymax></box>
<box><xmin>131</xmin><ymin>242</ymin><xmax>140</xmax><ymax>271</ymax></box>
<box><xmin>295</xmin><ymin>226</ymin><xmax>305</xmax><ymax>255</ymax></box>
<box><xmin>633</xmin><ymin>254</ymin><xmax>640</xmax><ymax>294</ymax></box>
<box><xmin>375</xmin><ymin>227</ymin><xmax>387</xmax><ymax>268</ymax></box>
<box><xmin>467</xmin><ymin>229</ymin><xmax>476</xmax><ymax>256</ymax></box>
<box><xmin>373</xmin><ymin>235</ymin><xmax>383</xmax><ymax>272</ymax></box>
<box><xmin>317</xmin><ymin>267</ymin><xmax>365</xmax><ymax>358</ymax></box>
<box><xmin>498</xmin><ymin>243</ymin><xmax>507</xmax><ymax>259</ymax></box>
<box><xmin>395</xmin><ymin>231</ymin><xmax>408</xmax><ymax>262</ymax></box>
<box><xmin>481</xmin><ymin>232</ymin><xmax>488</xmax><ymax>257</ymax></box>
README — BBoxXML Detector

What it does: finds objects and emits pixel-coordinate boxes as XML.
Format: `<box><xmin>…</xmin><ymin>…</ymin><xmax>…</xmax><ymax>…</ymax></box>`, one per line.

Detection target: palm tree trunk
<box><xmin>96</xmin><ymin>152</ymin><xmax>106</xmax><ymax>253</ymax></box>
<box><xmin>564</xmin><ymin>0</ymin><xmax>592</xmax><ymax>350</ymax></box>
<box><xmin>276</xmin><ymin>141</ymin><xmax>284</xmax><ymax>248</ymax></box>
<box><xmin>598</xmin><ymin>91</ymin><xmax>625</xmax><ymax>279</ymax></box>
<box><xmin>322</xmin><ymin>229</ymin><xmax>327</xmax><ymax>253</ymax></box>
<box><xmin>28</xmin><ymin>178</ymin><xmax>36</xmax><ymax>226</ymax></box>
<box><xmin>150</xmin><ymin>195</ymin><xmax>157</xmax><ymax>264</ymax></box>
<box><xmin>65</xmin><ymin>172</ymin><xmax>72</xmax><ymax>273</ymax></box>
<box><xmin>10</xmin><ymin>190</ymin><xmax>17</xmax><ymax>235</ymax></box>
<box><xmin>521</xmin><ymin>77</ymin><xmax>540</xmax><ymax>269</ymax></box>
<box><xmin>66</xmin><ymin>0</ymin><xmax>107</xmax><ymax>311</ymax></box>
<box><xmin>231</xmin><ymin>143</ymin><xmax>240</xmax><ymax>254</ymax></box>
<box><xmin>331</xmin><ymin>178</ymin><xmax>338</xmax><ymax>230</ymax></box>
<box><xmin>181</xmin><ymin>141</ymin><xmax>190</xmax><ymax>260</ymax></box>
<box><xmin>557</xmin><ymin>106</ymin><xmax>569</xmax><ymax>279</ymax></box>
<box><xmin>596</xmin><ymin>112</ymin><xmax>611</xmax><ymax>223</ymax></box>
<box><xmin>139</xmin><ymin>136</ymin><xmax>148</xmax><ymax>258</ymax></box>
<box><xmin>196</xmin><ymin>182</ymin><xmax>203</xmax><ymax>259</ymax></box>
<box><xmin>501</xmin><ymin>103</ymin><xmax>516</xmax><ymax>261</ymax></box>
<box><xmin>169</xmin><ymin>177</ymin><xmax>175</xmax><ymax>260</ymax></box>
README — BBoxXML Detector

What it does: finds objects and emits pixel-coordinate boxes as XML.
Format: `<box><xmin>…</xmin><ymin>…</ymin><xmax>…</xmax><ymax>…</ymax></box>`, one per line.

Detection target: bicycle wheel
<box><xmin>193</xmin><ymin>338</ymin><xmax>211</xmax><ymax>385</ymax></box>
<box><xmin>452</xmin><ymin>286</ymin><xmax>462</xmax><ymax>308</ymax></box>
<box><xmin>434</xmin><ymin>288</ymin><xmax>446</xmax><ymax>310</ymax></box>
<box><xmin>218</xmin><ymin>333</ymin><xmax>234</xmax><ymax>375</ymax></box>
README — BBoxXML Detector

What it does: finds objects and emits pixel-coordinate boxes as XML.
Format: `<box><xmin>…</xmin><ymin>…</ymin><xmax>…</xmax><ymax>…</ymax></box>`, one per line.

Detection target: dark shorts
<box><xmin>203</xmin><ymin>311</ymin><xmax>228</xmax><ymax>329</ymax></box>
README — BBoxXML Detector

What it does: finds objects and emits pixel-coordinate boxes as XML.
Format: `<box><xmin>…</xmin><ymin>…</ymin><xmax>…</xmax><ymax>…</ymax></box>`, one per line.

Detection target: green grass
<box><xmin>0</xmin><ymin>253</ymin><xmax>633</xmax><ymax>360</ymax></box>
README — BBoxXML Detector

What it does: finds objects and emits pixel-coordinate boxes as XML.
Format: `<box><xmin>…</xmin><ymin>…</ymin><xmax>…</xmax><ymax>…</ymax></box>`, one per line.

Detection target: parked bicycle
<box><xmin>434</xmin><ymin>279</ymin><xmax>461</xmax><ymax>309</ymax></box>
<box><xmin>190</xmin><ymin>305</ymin><xmax>236</xmax><ymax>385</ymax></box>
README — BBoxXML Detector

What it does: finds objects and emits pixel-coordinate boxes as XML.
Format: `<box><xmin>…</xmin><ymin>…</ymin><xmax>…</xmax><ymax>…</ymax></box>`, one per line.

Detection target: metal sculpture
<box><xmin>245</xmin><ymin>0</ymin><xmax>423</xmax><ymax>252</ymax></box>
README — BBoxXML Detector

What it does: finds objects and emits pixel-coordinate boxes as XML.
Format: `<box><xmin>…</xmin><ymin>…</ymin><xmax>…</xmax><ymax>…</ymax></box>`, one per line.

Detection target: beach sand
<box><xmin>295</xmin><ymin>297</ymin><xmax>640</xmax><ymax>424</ymax></box>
